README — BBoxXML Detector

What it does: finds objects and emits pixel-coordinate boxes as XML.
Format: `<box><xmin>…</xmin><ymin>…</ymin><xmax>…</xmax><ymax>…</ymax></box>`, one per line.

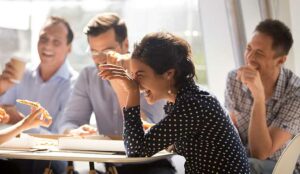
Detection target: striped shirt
<box><xmin>225</xmin><ymin>67</ymin><xmax>300</xmax><ymax>173</ymax></box>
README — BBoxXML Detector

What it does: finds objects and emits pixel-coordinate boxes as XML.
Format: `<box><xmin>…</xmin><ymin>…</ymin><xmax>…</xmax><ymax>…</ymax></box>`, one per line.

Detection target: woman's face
<box><xmin>130</xmin><ymin>59</ymin><xmax>170</xmax><ymax>104</ymax></box>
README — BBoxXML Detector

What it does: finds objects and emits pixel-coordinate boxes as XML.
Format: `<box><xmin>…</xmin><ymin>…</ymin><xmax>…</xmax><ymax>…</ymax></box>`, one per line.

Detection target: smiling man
<box><xmin>225</xmin><ymin>19</ymin><xmax>300</xmax><ymax>174</ymax></box>
<box><xmin>0</xmin><ymin>16</ymin><xmax>78</xmax><ymax>174</ymax></box>
<box><xmin>0</xmin><ymin>16</ymin><xmax>77</xmax><ymax>132</ymax></box>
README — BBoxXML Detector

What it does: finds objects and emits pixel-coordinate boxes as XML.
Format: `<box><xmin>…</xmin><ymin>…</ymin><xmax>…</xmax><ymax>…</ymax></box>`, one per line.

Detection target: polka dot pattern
<box><xmin>123</xmin><ymin>81</ymin><xmax>250</xmax><ymax>174</ymax></box>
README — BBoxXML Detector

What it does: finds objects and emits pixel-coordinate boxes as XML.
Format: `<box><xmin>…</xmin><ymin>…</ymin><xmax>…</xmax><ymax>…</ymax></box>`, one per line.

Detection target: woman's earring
<box><xmin>167</xmin><ymin>76</ymin><xmax>172</xmax><ymax>95</ymax></box>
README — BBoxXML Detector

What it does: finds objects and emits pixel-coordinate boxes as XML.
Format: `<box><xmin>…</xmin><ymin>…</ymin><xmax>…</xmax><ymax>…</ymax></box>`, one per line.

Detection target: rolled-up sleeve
<box><xmin>224</xmin><ymin>71</ymin><xmax>236</xmax><ymax>112</ymax></box>
<box><xmin>271</xmin><ymin>96</ymin><xmax>300</xmax><ymax>135</ymax></box>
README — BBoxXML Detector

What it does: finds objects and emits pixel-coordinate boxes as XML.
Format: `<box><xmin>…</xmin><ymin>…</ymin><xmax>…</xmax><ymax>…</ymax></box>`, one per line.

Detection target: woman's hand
<box><xmin>20</xmin><ymin>107</ymin><xmax>52</xmax><ymax>131</ymax></box>
<box><xmin>98</xmin><ymin>64</ymin><xmax>140</xmax><ymax>108</ymax></box>
<box><xmin>98</xmin><ymin>64</ymin><xmax>139</xmax><ymax>93</ymax></box>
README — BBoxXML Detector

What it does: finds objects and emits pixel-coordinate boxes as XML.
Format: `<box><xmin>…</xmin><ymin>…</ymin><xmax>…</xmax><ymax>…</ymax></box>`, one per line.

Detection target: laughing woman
<box><xmin>99</xmin><ymin>32</ymin><xmax>250</xmax><ymax>174</ymax></box>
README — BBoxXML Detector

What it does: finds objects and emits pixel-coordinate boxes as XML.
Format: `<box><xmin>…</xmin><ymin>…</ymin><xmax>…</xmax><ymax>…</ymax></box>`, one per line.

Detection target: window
<box><xmin>0</xmin><ymin>0</ymin><xmax>207</xmax><ymax>85</ymax></box>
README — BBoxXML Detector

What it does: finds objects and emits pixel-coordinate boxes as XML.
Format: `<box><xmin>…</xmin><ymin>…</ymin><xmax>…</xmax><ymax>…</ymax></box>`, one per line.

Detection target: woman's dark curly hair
<box><xmin>132</xmin><ymin>32</ymin><xmax>195</xmax><ymax>89</ymax></box>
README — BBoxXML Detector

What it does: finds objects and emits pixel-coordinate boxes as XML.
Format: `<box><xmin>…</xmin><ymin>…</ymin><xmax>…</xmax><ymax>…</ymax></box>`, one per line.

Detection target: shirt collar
<box><xmin>33</xmin><ymin>61</ymin><xmax>74</xmax><ymax>81</ymax></box>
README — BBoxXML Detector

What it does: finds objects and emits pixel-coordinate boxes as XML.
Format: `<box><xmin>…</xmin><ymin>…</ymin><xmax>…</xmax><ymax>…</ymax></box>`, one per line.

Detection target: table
<box><xmin>0</xmin><ymin>148</ymin><xmax>172</xmax><ymax>164</ymax></box>
<box><xmin>0</xmin><ymin>148</ymin><xmax>173</xmax><ymax>174</ymax></box>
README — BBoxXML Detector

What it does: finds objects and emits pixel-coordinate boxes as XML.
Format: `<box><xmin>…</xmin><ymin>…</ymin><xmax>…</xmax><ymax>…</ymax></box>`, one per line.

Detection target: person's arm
<box><xmin>123</xmin><ymin>96</ymin><xmax>206</xmax><ymax>157</ymax></box>
<box><xmin>237</xmin><ymin>65</ymin><xmax>292</xmax><ymax>159</ymax></box>
<box><xmin>57</xmin><ymin>69</ymin><xmax>93</xmax><ymax>135</ymax></box>
<box><xmin>0</xmin><ymin>78</ymin><xmax>23</xmax><ymax>124</ymax></box>
<box><xmin>249</xmin><ymin>98</ymin><xmax>292</xmax><ymax>159</ymax></box>
<box><xmin>224</xmin><ymin>71</ymin><xmax>239</xmax><ymax>127</ymax></box>
<box><xmin>0</xmin><ymin>108</ymin><xmax>51</xmax><ymax>144</ymax></box>
<box><xmin>103</xmin><ymin>51</ymin><xmax>132</xmax><ymax>108</ymax></box>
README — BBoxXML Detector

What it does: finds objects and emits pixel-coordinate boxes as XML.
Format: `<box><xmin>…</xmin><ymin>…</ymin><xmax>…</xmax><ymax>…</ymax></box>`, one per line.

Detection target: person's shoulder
<box><xmin>76</xmin><ymin>65</ymin><xmax>100</xmax><ymax>81</ymax></box>
<box><xmin>75</xmin><ymin>65</ymin><xmax>107</xmax><ymax>87</ymax></box>
<box><xmin>283</xmin><ymin>68</ymin><xmax>300</xmax><ymax>96</ymax></box>
<box><xmin>179</xmin><ymin>82</ymin><xmax>217</xmax><ymax>104</ymax></box>
<box><xmin>78</xmin><ymin>65</ymin><xmax>98</xmax><ymax>76</ymax></box>
<box><xmin>177</xmin><ymin>83</ymin><xmax>224</xmax><ymax>115</ymax></box>
<box><xmin>227</xmin><ymin>69</ymin><xmax>238</xmax><ymax>80</ymax></box>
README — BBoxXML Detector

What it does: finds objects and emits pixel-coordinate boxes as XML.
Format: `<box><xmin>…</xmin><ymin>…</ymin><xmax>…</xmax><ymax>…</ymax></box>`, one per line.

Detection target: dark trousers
<box><xmin>10</xmin><ymin>159</ymin><xmax>67</xmax><ymax>174</ymax></box>
<box><xmin>0</xmin><ymin>159</ymin><xmax>21</xmax><ymax>174</ymax></box>
<box><xmin>114</xmin><ymin>159</ymin><xmax>176</xmax><ymax>174</ymax></box>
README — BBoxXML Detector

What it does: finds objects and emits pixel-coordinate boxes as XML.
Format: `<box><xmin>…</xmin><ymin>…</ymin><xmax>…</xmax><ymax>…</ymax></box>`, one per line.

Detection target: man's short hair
<box><xmin>46</xmin><ymin>16</ymin><xmax>74</xmax><ymax>44</ymax></box>
<box><xmin>255</xmin><ymin>19</ymin><xmax>293</xmax><ymax>57</ymax></box>
<box><xmin>83</xmin><ymin>13</ymin><xmax>127</xmax><ymax>44</ymax></box>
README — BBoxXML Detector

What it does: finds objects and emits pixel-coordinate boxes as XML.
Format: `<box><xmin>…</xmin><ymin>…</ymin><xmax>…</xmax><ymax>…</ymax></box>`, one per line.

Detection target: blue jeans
<box><xmin>249</xmin><ymin>158</ymin><xmax>276</xmax><ymax>174</ymax></box>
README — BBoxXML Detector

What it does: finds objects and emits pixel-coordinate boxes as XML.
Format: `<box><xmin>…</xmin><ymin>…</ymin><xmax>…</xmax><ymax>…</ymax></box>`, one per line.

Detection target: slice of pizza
<box><xmin>16</xmin><ymin>99</ymin><xmax>41</xmax><ymax>108</ymax></box>
<box><xmin>16</xmin><ymin>99</ymin><xmax>52</xmax><ymax>120</ymax></box>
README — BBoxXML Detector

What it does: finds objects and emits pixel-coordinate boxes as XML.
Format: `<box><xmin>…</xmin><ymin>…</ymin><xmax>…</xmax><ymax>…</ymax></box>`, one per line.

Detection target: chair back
<box><xmin>272</xmin><ymin>133</ymin><xmax>300</xmax><ymax>174</ymax></box>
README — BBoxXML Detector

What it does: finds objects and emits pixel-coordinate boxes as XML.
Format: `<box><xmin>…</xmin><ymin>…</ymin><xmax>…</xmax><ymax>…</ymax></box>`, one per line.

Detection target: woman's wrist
<box><xmin>15</xmin><ymin>120</ymin><xmax>27</xmax><ymax>132</ymax></box>
<box><xmin>126</xmin><ymin>90</ymin><xmax>140</xmax><ymax>108</ymax></box>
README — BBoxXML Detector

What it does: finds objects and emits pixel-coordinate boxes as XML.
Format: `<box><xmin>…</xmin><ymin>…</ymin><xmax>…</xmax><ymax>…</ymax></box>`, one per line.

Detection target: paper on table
<box><xmin>58</xmin><ymin>135</ymin><xmax>125</xmax><ymax>152</ymax></box>
<box><xmin>0</xmin><ymin>134</ymin><xmax>125</xmax><ymax>152</ymax></box>
<box><xmin>0</xmin><ymin>134</ymin><xmax>34</xmax><ymax>149</ymax></box>
<box><xmin>0</xmin><ymin>134</ymin><xmax>57</xmax><ymax>149</ymax></box>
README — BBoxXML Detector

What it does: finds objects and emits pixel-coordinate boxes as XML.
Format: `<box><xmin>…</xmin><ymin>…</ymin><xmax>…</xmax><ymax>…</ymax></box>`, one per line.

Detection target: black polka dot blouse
<box><xmin>123</xmin><ymin>80</ymin><xmax>250</xmax><ymax>174</ymax></box>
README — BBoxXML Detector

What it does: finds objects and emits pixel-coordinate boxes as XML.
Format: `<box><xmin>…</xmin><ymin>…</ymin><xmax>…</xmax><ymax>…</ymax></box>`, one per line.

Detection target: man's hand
<box><xmin>68</xmin><ymin>124</ymin><xmax>97</xmax><ymax>136</ymax></box>
<box><xmin>0</xmin><ymin>107</ymin><xmax>10</xmax><ymax>124</ymax></box>
<box><xmin>2</xmin><ymin>61</ymin><xmax>20</xmax><ymax>80</ymax></box>
<box><xmin>236</xmin><ymin>64</ymin><xmax>265</xmax><ymax>100</ymax></box>
<box><xmin>0</xmin><ymin>76</ymin><xmax>14</xmax><ymax>95</ymax></box>
<box><xmin>0</xmin><ymin>61</ymin><xmax>21</xmax><ymax>95</ymax></box>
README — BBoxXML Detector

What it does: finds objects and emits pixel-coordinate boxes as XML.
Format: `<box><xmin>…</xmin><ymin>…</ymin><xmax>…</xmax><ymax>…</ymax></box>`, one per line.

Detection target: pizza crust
<box><xmin>16</xmin><ymin>99</ymin><xmax>52</xmax><ymax>120</ymax></box>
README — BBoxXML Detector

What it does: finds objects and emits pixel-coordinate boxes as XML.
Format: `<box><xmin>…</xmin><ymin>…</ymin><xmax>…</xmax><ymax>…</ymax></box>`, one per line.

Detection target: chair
<box><xmin>272</xmin><ymin>133</ymin><xmax>300</xmax><ymax>174</ymax></box>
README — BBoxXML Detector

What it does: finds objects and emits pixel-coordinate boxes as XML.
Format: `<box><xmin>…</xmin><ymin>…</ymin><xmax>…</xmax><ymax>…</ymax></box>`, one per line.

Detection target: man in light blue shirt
<box><xmin>59</xmin><ymin>13</ymin><xmax>175</xmax><ymax>174</ymax></box>
<box><xmin>0</xmin><ymin>16</ymin><xmax>77</xmax><ymax>174</ymax></box>
<box><xmin>0</xmin><ymin>61</ymin><xmax>77</xmax><ymax>134</ymax></box>
<box><xmin>0</xmin><ymin>17</ymin><xmax>77</xmax><ymax>134</ymax></box>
